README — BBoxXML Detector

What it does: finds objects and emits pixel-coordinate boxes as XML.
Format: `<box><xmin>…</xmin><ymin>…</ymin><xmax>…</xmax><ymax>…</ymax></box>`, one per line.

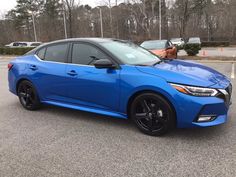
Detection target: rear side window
<box><xmin>37</xmin><ymin>48</ymin><xmax>46</xmax><ymax>59</ymax></box>
<box><xmin>72</xmin><ymin>43</ymin><xmax>108</xmax><ymax>65</ymax></box>
<box><xmin>31</xmin><ymin>43</ymin><xmax>41</xmax><ymax>47</ymax></box>
<box><xmin>44</xmin><ymin>43</ymin><xmax>68</xmax><ymax>63</ymax></box>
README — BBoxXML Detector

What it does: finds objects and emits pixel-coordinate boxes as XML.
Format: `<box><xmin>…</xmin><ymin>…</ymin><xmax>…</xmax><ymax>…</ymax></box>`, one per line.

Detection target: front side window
<box><xmin>72</xmin><ymin>43</ymin><xmax>108</xmax><ymax>65</ymax></box>
<box><xmin>13</xmin><ymin>43</ymin><xmax>19</xmax><ymax>46</ymax></box>
<box><xmin>31</xmin><ymin>43</ymin><xmax>42</xmax><ymax>47</ymax></box>
<box><xmin>44</xmin><ymin>43</ymin><xmax>68</xmax><ymax>63</ymax></box>
<box><xmin>167</xmin><ymin>41</ymin><xmax>172</xmax><ymax>47</ymax></box>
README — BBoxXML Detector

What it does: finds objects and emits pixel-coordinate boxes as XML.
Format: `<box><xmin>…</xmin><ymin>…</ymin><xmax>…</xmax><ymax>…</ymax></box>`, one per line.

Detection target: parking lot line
<box><xmin>231</xmin><ymin>63</ymin><xmax>235</xmax><ymax>79</ymax></box>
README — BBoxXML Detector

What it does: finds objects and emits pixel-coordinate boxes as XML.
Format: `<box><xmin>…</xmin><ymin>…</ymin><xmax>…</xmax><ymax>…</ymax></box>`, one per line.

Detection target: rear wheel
<box><xmin>17</xmin><ymin>80</ymin><xmax>41</xmax><ymax>110</ymax></box>
<box><xmin>130</xmin><ymin>93</ymin><xmax>175</xmax><ymax>136</ymax></box>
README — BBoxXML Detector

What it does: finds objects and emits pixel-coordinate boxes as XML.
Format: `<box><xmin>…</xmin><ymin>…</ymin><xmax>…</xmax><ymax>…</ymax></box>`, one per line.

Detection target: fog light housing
<box><xmin>197</xmin><ymin>115</ymin><xmax>216</xmax><ymax>122</ymax></box>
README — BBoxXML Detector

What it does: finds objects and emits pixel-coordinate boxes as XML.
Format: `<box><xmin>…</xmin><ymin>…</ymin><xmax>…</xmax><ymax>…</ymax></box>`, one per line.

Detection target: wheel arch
<box><xmin>126</xmin><ymin>90</ymin><xmax>177</xmax><ymax>123</ymax></box>
<box><xmin>16</xmin><ymin>78</ymin><xmax>33</xmax><ymax>95</ymax></box>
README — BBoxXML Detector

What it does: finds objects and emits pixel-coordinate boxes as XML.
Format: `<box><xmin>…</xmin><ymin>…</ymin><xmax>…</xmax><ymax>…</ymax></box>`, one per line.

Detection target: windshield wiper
<box><xmin>135</xmin><ymin>64</ymin><xmax>149</xmax><ymax>66</ymax></box>
<box><xmin>152</xmin><ymin>60</ymin><xmax>163</xmax><ymax>66</ymax></box>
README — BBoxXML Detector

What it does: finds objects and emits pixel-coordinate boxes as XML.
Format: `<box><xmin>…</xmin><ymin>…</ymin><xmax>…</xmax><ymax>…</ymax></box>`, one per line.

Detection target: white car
<box><xmin>187</xmin><ymin>37</ymin><xmax>201</xmax><ymax>45</ymax></box>
<box><xmin>170</xmin><ymin>38</ymin><xmax>185</xmax><ymax>48</ymax></box>
<box><xmin>5</xmin><ymin>42</ymin><xmax>42</xmax><ymax>48</ymax></box>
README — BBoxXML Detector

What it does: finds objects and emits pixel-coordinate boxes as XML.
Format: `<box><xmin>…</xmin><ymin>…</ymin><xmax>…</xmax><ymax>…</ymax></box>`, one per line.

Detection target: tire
<box><xmin>130</xmin><ymin>93</ymin><xmax>175</xmax><ymax>136</ymax></box>
<box><xmin>17</xmin><ymin>80</ymin><xmax>41</xmax><ymax>110</ymax></box>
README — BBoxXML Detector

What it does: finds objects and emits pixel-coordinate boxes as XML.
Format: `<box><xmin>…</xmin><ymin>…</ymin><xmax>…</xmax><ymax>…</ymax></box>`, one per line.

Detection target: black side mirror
<box><xmin>94</xmin><ymin>59</ymin><xmax>116</xmax><ymax>69</ymax></box>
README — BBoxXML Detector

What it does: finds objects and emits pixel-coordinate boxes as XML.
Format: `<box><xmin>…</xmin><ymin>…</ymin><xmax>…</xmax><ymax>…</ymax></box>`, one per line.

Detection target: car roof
<box><xmin>189</xmin><ymin>37</ymin><xmax>200</xmax><ymax>39</ymax></box>
<box><xmin>142</xmin><ymin>40</ymin><xmax>168</xmax><ymax>43</ymax></box>
<box><xmin>34</xmin><ymin>38</ymin><xmax>127</xmax><ymax>49</ymax></box>
<box><xmin>13</xmin><ymin>41</ymin><xmax>42</xmax><ymax>43</ymax></box>
<box><xmin>44</xmin><ymin>38</ymin><xmax>119</xmax><ymax>44</ymax></box>
<box><xmin>171</xmin><ymin>38</ymin><xmax>182</xmax><ymax>40</ymax></box>
<box><xmin>25</xmin><ymin>38</ymin><xmax>129</xmax><ymax>56</ymax></box>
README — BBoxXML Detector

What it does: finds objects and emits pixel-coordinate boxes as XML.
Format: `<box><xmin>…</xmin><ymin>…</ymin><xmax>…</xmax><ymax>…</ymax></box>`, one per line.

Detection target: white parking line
<box><xmin>231</xmin><ymin>63</ymin><xmax>235</xmax><ymax>79</ymax></box>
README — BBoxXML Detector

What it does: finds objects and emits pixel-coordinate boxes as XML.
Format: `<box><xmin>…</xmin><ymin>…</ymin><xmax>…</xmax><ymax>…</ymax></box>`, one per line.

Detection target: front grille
<box><xmin>217</xmin><ymin>83</ymin><xmax>232</xmax><ymax>106</ymax></box>
<box><xmin>226</xmin><ymin>83</ymin><xmax>232</xmax><ymax>100</ymax></box>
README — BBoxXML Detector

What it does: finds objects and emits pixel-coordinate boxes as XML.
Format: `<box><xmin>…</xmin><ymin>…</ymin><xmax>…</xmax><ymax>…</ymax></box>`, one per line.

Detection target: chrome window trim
<box><xmin>34</xmin><ymin>54</ymin><xmax>96</xmax><ymax>68</ymax></box>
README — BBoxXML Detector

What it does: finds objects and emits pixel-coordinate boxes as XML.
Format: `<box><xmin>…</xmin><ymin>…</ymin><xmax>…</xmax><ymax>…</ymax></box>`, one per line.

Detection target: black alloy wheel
<box><xmin>17</xmin><ymin>80</ymin><xmax>41</xmax><ymax>110</ymax></box>
<box><xmin>130</xmin><ymin>93</ymin><xmax>175</xmax><ymax>136</ymax></box>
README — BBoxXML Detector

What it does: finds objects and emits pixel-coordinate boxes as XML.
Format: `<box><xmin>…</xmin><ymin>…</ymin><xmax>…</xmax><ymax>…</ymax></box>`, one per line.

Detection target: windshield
<box><xmin>171</xmin><ymin>38</ymin><xmax>181</xmax><ymax>42</ymax></box>
<box><xmin>101</xmin><ymin>41</ymin><xmax>161</xmax><ymax>65</ymax></box>
<box><xmin>189</xmin><ymin>38</ymin><xmax>200</xmax><ymax>43</ymax></box>
<box><xmin>140</xmin><ymin>41</ymin><xmax>166</xmax><ymax>50</ymax></box>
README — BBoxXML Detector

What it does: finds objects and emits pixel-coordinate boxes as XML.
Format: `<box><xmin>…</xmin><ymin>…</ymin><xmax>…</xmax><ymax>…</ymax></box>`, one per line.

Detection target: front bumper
<box><xmin>175</xmin><ymin>84</ymin><xmax>232</xmax><ymax>128</ymax></box>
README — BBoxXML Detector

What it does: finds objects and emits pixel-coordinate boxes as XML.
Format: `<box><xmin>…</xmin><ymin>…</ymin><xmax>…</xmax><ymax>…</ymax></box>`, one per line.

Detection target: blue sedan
<box><xmin>8</xmin><ymin>38</ymin><xmax>232</xmax><ymax>136</ymax></box>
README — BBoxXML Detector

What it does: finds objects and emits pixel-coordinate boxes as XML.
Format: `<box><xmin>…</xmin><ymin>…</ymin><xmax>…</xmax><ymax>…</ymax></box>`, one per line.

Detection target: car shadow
<box><xmin>42</xmin><ymin>104</ymin><xmax>135</xmax><ymax>130</ymax></box>
<box><xmin>39</xmin><ymin>104</ymin><xmax>228</xmax><ymax>140</ymax></box>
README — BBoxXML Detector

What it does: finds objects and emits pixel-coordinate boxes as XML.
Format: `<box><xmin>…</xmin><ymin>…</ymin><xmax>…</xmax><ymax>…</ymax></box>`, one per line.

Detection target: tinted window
<box><xmin>72</xmin><ymin>43</ymin><xmax>108</xmax><ymax>65</ymax></box>
<box><xmin>44</xmin><ymin>44</ymin><xmax>68</xmax><ymax>63</ymax></box>
<box><xmin>31</xmin><ymin>43</ymin><xmax>42</xmax><ymax>47</ymax></box>
<box><xmin>20</xmin><ymin>43</ymin><xmax>27</xmax><ymax>46</ymax></box>
<box><xmin>37</xmin><ymin>48</ymin><xmax>46</xmax><ymax>59</ymax></box>
<box><xmin>167</xmin><ymin>41</ymin><xmax>172</xmax><ymax>47</ymax></box>
<box><xmin>13</xmin><ymin>43</ymin><xmax>19</xmax><ymax>46</ymax></box>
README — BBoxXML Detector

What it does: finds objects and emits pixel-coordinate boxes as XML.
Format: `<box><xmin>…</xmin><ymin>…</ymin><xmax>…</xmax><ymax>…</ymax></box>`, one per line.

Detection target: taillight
<box><xmin>8</xmin><ymin>63</ymin><xmax>13</xmax><ymax>71</ymax></box>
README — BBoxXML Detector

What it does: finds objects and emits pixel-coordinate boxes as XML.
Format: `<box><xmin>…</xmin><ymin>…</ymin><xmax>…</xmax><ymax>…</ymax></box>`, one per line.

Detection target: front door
<box><xmin>65</xmin><ymin>42</ymin><xmax>120</xmax><ymax>112</ymax></box>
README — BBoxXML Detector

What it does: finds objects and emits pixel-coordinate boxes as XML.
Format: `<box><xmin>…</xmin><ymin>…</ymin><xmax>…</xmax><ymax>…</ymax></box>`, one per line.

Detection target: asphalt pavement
<box><xmin>0</xmin><ymin>57</ymin><xmax>235</xmax><ymax>177</ymax></box>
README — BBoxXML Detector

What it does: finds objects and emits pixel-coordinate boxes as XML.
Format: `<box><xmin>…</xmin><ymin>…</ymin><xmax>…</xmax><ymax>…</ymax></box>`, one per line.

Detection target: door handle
<box><xmin>67</xmin><ymin>70</ymin><xmax>78</xmax><ymax>76</ymax></box>
<box><xmin>29</xmin><ymin>65</ymin><xmax>38</xmax><ymax>70</ymax></box>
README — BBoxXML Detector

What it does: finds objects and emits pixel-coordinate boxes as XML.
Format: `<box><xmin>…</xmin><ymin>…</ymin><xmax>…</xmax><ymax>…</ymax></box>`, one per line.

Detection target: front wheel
<box><xmin>130</xmin><ymin>93</ymin><xmax>175</xmax><ymax>136</ymax></box>
<box><xmin>17</xmin><ymin>80</ymin><xmax>41</xmax><ymax>110</ymax></box>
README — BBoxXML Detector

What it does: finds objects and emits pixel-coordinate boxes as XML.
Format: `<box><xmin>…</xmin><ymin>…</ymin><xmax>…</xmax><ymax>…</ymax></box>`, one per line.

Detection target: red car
<box><xmin>141</xmin><ymin>40</ymin><xmax>177</xmax><ymax>59</ymax></box>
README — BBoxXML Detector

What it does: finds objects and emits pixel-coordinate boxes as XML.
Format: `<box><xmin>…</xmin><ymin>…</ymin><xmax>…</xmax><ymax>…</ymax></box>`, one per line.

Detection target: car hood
<box><xmin>136</xmin><ymin>60</ymin><xmax>230</xmax><ymax>88</ymax></box>
<box><xmin>150</xmin><ymin>49</ymin><xmax>166</xmax><ymax>56</ymax></box>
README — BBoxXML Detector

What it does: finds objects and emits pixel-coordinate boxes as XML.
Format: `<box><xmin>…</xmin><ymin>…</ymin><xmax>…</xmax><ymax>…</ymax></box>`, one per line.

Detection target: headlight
<box><xmin>170</xmin><ymin>83</ymin><xmax>218</xmax><ymax>97</ymax></box>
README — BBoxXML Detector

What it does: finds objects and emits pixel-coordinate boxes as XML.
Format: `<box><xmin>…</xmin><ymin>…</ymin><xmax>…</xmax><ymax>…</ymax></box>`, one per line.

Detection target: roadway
<box><xmin>0</xmin><ymin>57</ymin><xmax>235</xmax><ymax>177</ymax></box>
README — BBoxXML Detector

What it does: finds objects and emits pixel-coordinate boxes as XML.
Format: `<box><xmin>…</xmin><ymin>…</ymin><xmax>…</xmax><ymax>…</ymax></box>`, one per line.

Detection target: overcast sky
<box><xmin>0</xmin><ymin>0</ymin><xmax>100</xmax><ymax>14</ymax></box>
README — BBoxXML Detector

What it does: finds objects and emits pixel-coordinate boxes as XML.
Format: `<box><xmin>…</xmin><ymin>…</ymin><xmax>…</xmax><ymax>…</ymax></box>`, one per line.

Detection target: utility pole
<box><xmin>100</xmin><ymin>8</ymin><xmax>104</xmax><ymax>38</ymax></box>
<box><xmin>63</xmin><ymin>11</ymin><xmax>67</xmax><ymax>39</ymax></box>
<box><xmin>62</xmin><ymin>0</ymin><xmax>67</xmax><ymax>39</ymax></box>
<box><xmin>31</xmin><ymin>13</ymin><xmax>37</xmax><ymax>42</ymax></box>
<box><xmin>159</xmin><ymin>0</ymin><xmax>162</xmax><ymax>40</ymax></box>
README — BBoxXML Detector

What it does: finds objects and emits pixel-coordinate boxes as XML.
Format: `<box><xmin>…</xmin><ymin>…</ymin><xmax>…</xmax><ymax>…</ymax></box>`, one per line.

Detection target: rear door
<box><xmin>64</xmin><ymin>42</ymin><xmax>120</xmax><ymax>112</ymax></box>
<box><xmin>30</xmin><ymin>42</ymin><xmax>70</xmax><ymax>102</ymax></box>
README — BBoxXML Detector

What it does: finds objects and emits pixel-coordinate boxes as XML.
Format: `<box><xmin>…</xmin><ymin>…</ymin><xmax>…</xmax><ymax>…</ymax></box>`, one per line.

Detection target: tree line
<box><xmin>0</xmin><ymin>0</ymin><xmax>235</xmax><ymax>46</ymax></box>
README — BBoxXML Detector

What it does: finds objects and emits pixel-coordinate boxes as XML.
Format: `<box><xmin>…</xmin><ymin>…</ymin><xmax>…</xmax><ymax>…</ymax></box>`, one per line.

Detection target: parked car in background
<box><xmin>187</xmin><ymin>37</ymin><xmax>201</xmax><ymax>45</ymax></box>
<box><xmin>5</xmin><ymin>42</ymin><xmax>42</xmax><ymax>48</ymax></box>
<box><xmin>170</xmin><ymin>38</ymin><xmax>185</xmax><ymax>48</ymax></box>
<box><xmin>140</xmin><ymin>40</ymin><xmax>177</xmax><ymax>59</ymax></box>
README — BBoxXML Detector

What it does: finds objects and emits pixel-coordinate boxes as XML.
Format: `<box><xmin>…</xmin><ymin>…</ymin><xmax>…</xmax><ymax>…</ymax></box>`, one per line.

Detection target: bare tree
<box><xmin>1</xmin><ymin>0</ymin><xmax>236</xmax><ymax>45</ymax></box>
<box><xmin>64</xmin><ymin>0</ymin><xmax>75</xmax><ymax>37</ymax></box>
